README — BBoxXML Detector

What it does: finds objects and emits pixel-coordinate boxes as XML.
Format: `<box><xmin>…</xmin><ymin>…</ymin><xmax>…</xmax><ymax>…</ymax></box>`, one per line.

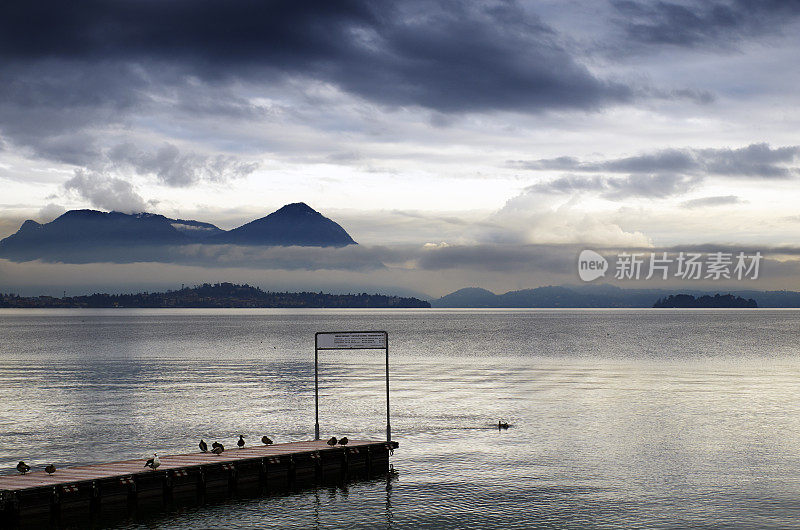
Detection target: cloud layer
<box><xmin>514</xmin><ymin>143</ymin><xmax>800</xmax><ymax>199</ymax></box>
<box><xmin>2</xmin><ymin>240</ymin><xmax>799</xmax><ymax>298</ymax></box>
<box><xmin>0</xmin><ymin>0</ymin><xmax>629</xmax><ymax>115</ymax></box>
<box><xmin>613</xmin><ymin>0</ymin><xmax>800</xmax><ymax>48</ymax></box>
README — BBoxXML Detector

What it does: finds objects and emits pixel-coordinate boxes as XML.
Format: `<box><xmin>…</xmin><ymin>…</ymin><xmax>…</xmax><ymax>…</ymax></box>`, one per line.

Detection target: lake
<box><xmin>1</xmin><ymin>309</ymin><xmax>800</xmax><ymax>528</ymax></box>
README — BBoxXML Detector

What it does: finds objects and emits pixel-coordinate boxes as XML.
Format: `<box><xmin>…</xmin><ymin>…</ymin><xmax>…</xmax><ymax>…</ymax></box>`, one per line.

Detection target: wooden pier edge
<box><xmin>0</xmin><ymin>439</ymin><xmax>398</xmax><ymax>527</ymax></box>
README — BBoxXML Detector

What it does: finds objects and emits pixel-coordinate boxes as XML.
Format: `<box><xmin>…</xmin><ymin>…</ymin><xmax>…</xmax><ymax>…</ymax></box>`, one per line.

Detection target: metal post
<box><xmin>314</xmin><ymin>331</ymin><xmax>389</xmax><ymax>443</ymax></box>
<box><xmin>314</xmin><ymin>342</ymin><xmax>320</xmax><ymax>440</ymax></box>
<box><xmin>385</xmin><ymin>334</ymin><xmax>391</xmax><ymax>442</ymax></box>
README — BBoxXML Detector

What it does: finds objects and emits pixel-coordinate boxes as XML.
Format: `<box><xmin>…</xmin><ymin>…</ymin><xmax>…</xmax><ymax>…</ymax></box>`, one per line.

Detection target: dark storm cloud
<box><xmin>612</xmin><ymin>0</ymin><xmax>800</xmax><ymax>48</ymax></box>
<box><xmin>0</xmin><ymin>0</ymin><xmax>629</xmax><ymax>115</ymax></box>
<box><xmin>0</xmin><ymin>60</ymin><xmax>265</xmax><ymax>168</ymax></box>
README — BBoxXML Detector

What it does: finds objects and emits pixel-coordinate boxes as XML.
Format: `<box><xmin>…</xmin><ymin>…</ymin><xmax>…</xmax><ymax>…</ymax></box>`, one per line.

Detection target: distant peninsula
<box><xmin>653</xmin><ymin>294</ymin><xmax>757</xmax><ymax>308</ymax></box>
<box><xmin>0</xmin><ymin>283</ymin><xmax>430</xmax><ymax>309</ymax></box>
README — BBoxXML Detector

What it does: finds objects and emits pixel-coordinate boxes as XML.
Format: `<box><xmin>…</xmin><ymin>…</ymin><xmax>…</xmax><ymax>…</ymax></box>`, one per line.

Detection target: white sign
<box><xmin>316</xmin><ymin>331</ymin><xmax>387</xmax><ymax>349</ymax></box>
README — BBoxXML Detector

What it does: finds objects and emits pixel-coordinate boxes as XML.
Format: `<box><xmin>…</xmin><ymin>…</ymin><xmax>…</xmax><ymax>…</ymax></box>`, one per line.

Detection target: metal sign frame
<box><xmin>314</xmin><ymin>330</ymin><xmax>390</xmax><ymax>442</ymax></box>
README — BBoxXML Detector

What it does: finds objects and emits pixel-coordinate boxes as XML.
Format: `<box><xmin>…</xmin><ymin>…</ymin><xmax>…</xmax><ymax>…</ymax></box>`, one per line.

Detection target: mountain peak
<box><xmin>55</xmin><ymin>209</ymin><xmax>107</xmax><ymax>221</ymax></box>
<box><xmin>214</xmin><ymin>203</ymin><xmax>356</xmax><ymax>247</ymax></box>
<box><xmin>274</xmin><ymin>202</ymin><xmax>317</xmax><ymax>215</ymax></box>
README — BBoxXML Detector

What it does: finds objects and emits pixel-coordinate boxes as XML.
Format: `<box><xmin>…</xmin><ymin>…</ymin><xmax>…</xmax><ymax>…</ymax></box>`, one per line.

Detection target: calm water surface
<box><xmin>1</xmin><ymin>309</ymin><xmax>800</xmax><ymax>528</ymax></box>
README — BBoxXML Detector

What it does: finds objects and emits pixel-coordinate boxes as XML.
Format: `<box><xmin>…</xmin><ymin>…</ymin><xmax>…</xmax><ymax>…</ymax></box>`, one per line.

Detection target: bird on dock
<box><xmin>16</xmin><ymin>461</ymin><xmax>30</xmax><ymax>474</ymax></box>
<box><xmin>211</xmin><ymin>444</ymin><xmax>224</xmax><ymax>455</ymax></box>
<box><xmin>338</xmin><ymin>437</ymin><xmax>349</xmax><ymax>446</ymax></box>
<box><xmin>262</xmin><ymin>436</ymin><xmax>273</xmax><ymax>445</ymax></box>
<box><xmin>238</xmin><ymin>435</ymin><xmax>246</xmax><ymax>449</ymax></box>
<box><xmin>45</xmin><ymin>464</ymin><xmax>56</xmax><ymax>475</ymax></box>
<box><xmin>199</xmin><ymin>439</ymin><xmax>208</xmax><ymax>452</ymax></box>
<box><xmin>327</xmin><ymin>436</ymin><xmax>337</xmax><ymax>446</ymax></box>
<box><xmin>498</xmin><ymin>421</ymin><xmax>509</xmax><ymax>430</ymax></box>
<box><xmin>212</xmin><ymin>441</ymin><xmax>221</xmax><ymax>450</ymax></box>
<box><xmin>144</xmin><ymin>453</ymin><xmax>161</xmax><ymax>470</ymax></box>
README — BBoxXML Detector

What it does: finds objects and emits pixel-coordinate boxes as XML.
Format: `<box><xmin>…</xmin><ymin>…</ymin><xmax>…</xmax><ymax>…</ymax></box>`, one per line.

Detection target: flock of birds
<box><xmin>141</xmin><ymin>434</ymin><xmax>351</xmax><ymax>472</ymax></box>
<box><xmin>16</xmin><ymin>425</ymin><xmax>508</xmax><ymax>476</ymax></box>
<box><xmin>16</xmin><ymin>434</ymin><xmax>352</xmax><ymax>475</ymax></box>
<box><xmin>195</xmin><ymin>434</ymin><xmax>276</xmax><ymax>458</ymax></box>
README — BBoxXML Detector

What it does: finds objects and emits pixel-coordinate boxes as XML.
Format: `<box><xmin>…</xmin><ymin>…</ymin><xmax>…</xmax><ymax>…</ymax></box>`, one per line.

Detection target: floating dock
<box><xmin>0</xmin><ymin>439</ymin><xmax>398</xmax><ymax>527</ymax></box>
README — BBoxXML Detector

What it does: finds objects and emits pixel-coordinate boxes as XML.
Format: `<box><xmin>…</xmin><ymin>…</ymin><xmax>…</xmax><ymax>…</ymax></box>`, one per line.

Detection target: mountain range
<box><xmin>431</xmin><ymin>284</ymin><xmax>800</xmax><ymax>308</ymax></box>
<box><xmin>0</xmin><ymin>202</ymin><xmax>357</xmax><ymax>263</ymax></box>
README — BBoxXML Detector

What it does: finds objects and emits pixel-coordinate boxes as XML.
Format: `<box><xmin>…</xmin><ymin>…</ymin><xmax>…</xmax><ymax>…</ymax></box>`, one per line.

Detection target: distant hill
<box><xmin>653</xmin><ymin>294</ymin><xmax>757</xmax><ymax>308</ymax></box>
<box><xmin>434</xmin><ymin>287</ymin><xmax>498</xmax><ymax>307</ymax></box>
<box><xmin>432</xmin><ymin>285</ymin><xmax>800</xmax><ymax>308</ymax></box>
<box><xmin>433</xmin><ymin>285</ymin><xmax>654</xmax><ymax>308</ymax></box>
<box><xmin>0</xmin><ymin>282</ymin><xmax>430</xmax><ymax>308</ymax></box>
<box><xmin>0</xmin><ymin>202</ymin><xmax>357</xmax><ymax>263</ymax></box>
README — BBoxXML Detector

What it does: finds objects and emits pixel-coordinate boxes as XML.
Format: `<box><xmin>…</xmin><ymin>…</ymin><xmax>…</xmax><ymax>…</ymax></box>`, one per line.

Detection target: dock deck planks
<box><xmin>0</xmin><ymin>439</ymin><xmax>388</xmax><ymax>492</ymax></box>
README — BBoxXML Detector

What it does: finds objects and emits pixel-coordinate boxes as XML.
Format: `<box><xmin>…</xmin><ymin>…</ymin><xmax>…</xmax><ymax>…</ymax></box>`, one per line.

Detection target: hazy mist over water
<box><xmin>2</xmin><ymin>309</ymin><xmax>800</xmax><ymax>528</ymax></box>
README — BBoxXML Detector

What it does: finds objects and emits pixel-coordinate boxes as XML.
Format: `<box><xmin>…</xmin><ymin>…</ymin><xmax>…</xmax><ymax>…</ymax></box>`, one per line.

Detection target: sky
<box><xmin>2</xmin><ymin>0</ymin><xmax>800</xmax><ymax>297</ymax></box>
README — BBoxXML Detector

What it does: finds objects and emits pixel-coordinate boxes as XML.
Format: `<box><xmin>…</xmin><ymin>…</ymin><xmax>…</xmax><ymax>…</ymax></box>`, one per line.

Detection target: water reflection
<box><xmin>2</xmin><ymin>309</ymin><xmax>800</xmax><ymax>527</ymax></box>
